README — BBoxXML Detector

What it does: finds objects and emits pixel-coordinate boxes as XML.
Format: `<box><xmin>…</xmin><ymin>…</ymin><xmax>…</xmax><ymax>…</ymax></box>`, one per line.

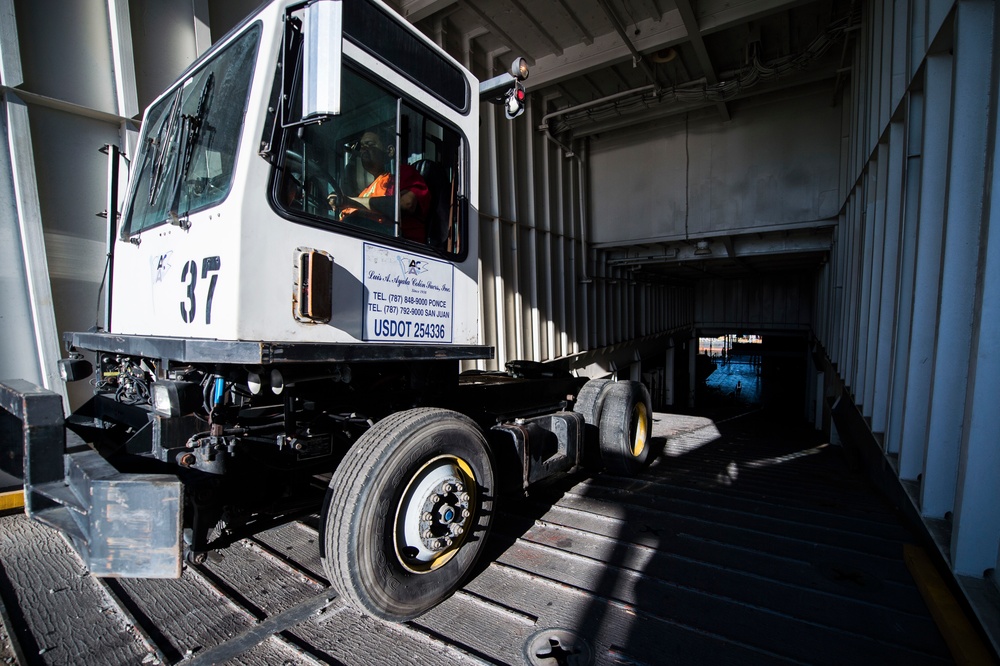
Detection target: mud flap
<box><xmin>0</xmin><ymin>379</ymin><xmax>183</xmax><ymax>578</ymax></box>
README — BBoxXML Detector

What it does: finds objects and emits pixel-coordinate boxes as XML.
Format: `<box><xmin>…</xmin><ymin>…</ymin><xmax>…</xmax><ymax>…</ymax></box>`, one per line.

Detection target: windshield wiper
<box><xmin>167</xmin><ymin>73</ymin><xmax>215</xmax><ymax>226</ymax></box>
<box><xmin>147</xmin><ymin>88</ymin><xmax>184</xmax><ymax>206</ymax></box>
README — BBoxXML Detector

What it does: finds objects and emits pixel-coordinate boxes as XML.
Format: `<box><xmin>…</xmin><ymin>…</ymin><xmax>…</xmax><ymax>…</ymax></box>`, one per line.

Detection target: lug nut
<box><xmin>462</xmin><ymin>509</ymin><xmax>471</xmax><ymax>519</ymax></box>
<box><xmin>430</xmin><ymin>494</ymin><xmax>440</xmax><ymax>503</ymax></box>
<box><xmin>451</xmin><ymin>525</ymin><xmax>464</xmax><ymax>536</ymax></box>
<box><xmin>442</xmin><ymin>483</ymin><xmax>453</xmax><ymax>493</ymax></box>
<box><xmin>454</xmin><ymin>483</ymin><xmax>464</xmax><ymax>492</ymax></box>
<box><xmin>422</xmin><ymin>512</ymin><xmax>433</xmax><ymax>521</ymax></box>
<box><xmin>459</xmin><ymin>493</ymin><xmax>470</xmax><ymax>503</ymax></box>
<box><xmin>423</xmin><ymin>530</ymin><xmax>433</xmax><ymax>540</ymax></box>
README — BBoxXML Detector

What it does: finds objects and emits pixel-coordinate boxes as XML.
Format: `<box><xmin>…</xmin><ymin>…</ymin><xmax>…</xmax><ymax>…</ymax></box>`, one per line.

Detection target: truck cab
<box><xmin>114</xmin><ymin>0</ymin><xmax>481</xmax><ymax>345</ymax></box>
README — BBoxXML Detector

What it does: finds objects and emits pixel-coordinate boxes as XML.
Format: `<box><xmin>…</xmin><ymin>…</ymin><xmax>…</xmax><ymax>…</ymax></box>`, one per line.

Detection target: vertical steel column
<box><xmin>921</xmin><ymin>0</ymin><xmax>994</xmax><ymax>518</ymax></box>
<box><xmin>845</xmin><ymin>191</ymin><xmax>863</xmax><ymax>394</ymax></box>
<box><xmin>538</xmin><ymin>110</ymin><xmax>553</xmax><ymax>360</ymax></box>
<box><xmin>549</xmin><ymin>141</ymin><xmax>562</xmax><ymax>358</ymax></box>
<box><xmin>909</xmin><ymin>0</ymin><xmax>928</xmax><ymax>80</ymax></box>
<box><xmin>879</xmin><ymin>0</ymin><xmax>894</xmax><ymax>129</ymax></box>
<box><xmin>107</xmin><ymin>0</ymin><xmax>138</xmax><ymax>119</ymax></box>
<box><xmin>0</xmin><ymin>0</ymin><xmax>67</xmax><ymax>408</ymax></box>
<box><xmin>664</xmin><ymin>343</ymin><xmax>675</xmax><ymax>407</ymax></box>
<box><xmin>889</xmin><ymin>0</ymin><xmax>908</xmax><ymax>111</ymax></box>
<box><xmin>503</xmin><ymin>119</ymin><xmax>524</xmax><ymax>362</ymax></box>
<box><xmin>849</xmin><ymin>31</ymin><xmax>862</xmax><ymax>185</ymax></box>
<box><xmin>596</xmin><ymin>250</ymin><xmax>606</xmax><ymax>347</ymax></box>
<box><xmin>855</xmin><ymin>158</ymin><xmax>886</xmax><ymax>417</ymax></box>
<box><xmin>484</xmin><ymin>106</ymin><xmax>506</xmax><ymax>370</ymax></box>
<box><xmin>523</xmin><ymin>104</ymin><xmax>541</xmax><ymax>362</ymax></box>
<box><xmin>928</xmin><ymin>0</ymin><xmax>955</xmax><ymax>43</ymax></box>
<box><xmin>871</xmin><ymin>122</ymin><xmax>905</xmax><ymax>434</ymax></box>
<box><xmin>509</xmin><ymin>222</ymin><xmax>524</xmax><ymax>361</ymax></box>
<box><xmin>555</xmin><ymin>152</ymin><xmax>568</xmax><ymax>358</ymax></box>
<box><xmin>0</xmin><ymin>0</ymin><xmax>42</xmax><ymax>390</ymax></box>
<box><xmin>867</xmin><ymin>0</ymin><xmax>884</xmax><ymax>154</ymax></box>
<box><xmin>191</xmin><ymin>0</ymin><xmax>212</xmax><ymax>56</ymax></box>
<box><xmin>578</xmin><ymin>140</ymin><xmax>590</xmax><ymax>352</ymax></box>
<box><xmin>885</xmin><ymin>90</ymin><xmax>924</xmax><ymax>456</ymax></box>
<box><xmin>688</xmin><ymin>332</ymin><xmax>696</xmax><ymax>410</ymax></box>
<box><xmin>951</xmin><ymin>58</ymin><xmax>1000</xmax><ymax>576</ymax></box>
<box><xmin>3</xmin><ymin>100</ymin><xmax>67</xmax><ymax>407</ymax></box>
<box><xmin>833</xmin><ymin>212</ymin><xmax>847</xmax><ymax>367</ymax></box>
<box><xmin>898</xmin><ymin>55</ymin><xmax>951</xmax><ymax>481</ymax></box>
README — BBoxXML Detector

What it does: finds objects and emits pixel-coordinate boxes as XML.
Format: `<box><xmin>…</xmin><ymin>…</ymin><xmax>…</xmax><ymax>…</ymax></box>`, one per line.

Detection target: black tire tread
<box><xmin>598</xmin><ymin>381</ymin><xmax>652</xmax><ymax>476</ymax></box>
<box><xmin>323</xmin><ymin>408</ymin><xmax>490</xmax><ymax>620</ymax></box>
<box><xmin>573</xmin><ymin>378</ymin><xmax>613</xmax><ymax>425</ymax></box>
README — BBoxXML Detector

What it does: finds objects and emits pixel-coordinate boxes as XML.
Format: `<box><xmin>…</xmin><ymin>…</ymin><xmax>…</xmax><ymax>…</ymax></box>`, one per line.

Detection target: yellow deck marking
<box><xmin>904</xmin><ymin>543</ymin><xmax>998</xmax><ymax>665</ymax></box>
<box><xmin>0</xmin><ymin>489</ymin><xmax>25</xmax><ymax>512</ymax></box>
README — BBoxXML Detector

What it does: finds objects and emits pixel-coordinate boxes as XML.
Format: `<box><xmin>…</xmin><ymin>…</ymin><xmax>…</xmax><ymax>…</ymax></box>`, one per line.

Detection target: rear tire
<box><xmin>572</xmin><ymin>378</ymin><xmax>613</xmax><ymax>425</ymax></box>
<box><xmin>573</xmin><ymin>378</ymin><xmax>613</xmax><ymax>469</ymax></box>
<box><xmin>322</xmin><ymin>408</ymin><xmax>495</xmax><ymax>621</ymax></box>
<box><xmin>598</xmin><ymin>381</ymin><xmax>652</xmax><ymax>475</ymax></box>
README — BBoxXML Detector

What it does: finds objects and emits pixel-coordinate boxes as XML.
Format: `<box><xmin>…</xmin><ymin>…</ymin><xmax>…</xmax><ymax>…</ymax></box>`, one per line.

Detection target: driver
<box><xmin>330</xmin><ymin>130</ymin><xmax>430</xmax><ymax>242</ymax></box>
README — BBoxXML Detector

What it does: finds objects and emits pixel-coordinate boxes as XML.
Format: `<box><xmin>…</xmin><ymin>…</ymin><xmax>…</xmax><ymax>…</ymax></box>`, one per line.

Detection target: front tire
<box><xmin>322</xmin><ymin>408</ymin><xmax>495</xmax><ymax>621</ymax></box>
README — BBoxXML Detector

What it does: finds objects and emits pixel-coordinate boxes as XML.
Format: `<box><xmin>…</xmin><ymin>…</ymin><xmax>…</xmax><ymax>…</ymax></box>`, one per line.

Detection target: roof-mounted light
<box><xmin>511</xmin><ymin>57</ymin><xmax>529</xmax><ymax>81</ymax></box>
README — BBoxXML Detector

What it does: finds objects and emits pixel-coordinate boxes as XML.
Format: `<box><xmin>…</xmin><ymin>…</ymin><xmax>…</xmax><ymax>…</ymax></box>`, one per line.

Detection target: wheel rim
<box><xmin>394</xmin><ymin>455</ymin><xmax>477</xmax><ymax>574</ymax></box>
<box><xmin>630</xmin><ymin>402</ymin><xmax>649</xmax><ymax>458</ymax></box>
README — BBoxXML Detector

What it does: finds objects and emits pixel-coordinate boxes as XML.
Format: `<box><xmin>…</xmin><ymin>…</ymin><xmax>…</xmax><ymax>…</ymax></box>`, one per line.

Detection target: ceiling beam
<box><xmin>608</xmin><ymin>63</ymin><xmax>633</xmax><ymax>91</ymax></box>
<box><xmin>399</xmin><ymin>0</ymin><xmax>458</xmax><ymax>24</ymax></box>
<box><xmin>631</xmin><ymin>0</ymin><xmax>663</xmax><ymax>24</ymax></box>
<box><xmin>696</xmin><ymin>0</ymin><xmax>814</xmax><ymax>36</ymax></box>
<box><xmin>506</xmin><ymin>0</ymin><xmax>564</xmax><ymax>56</ymax></box>
<box><xmin>595</xmin><ymin>0</ymin><xmax>660</xmax><ymax>88</ymax></box>
<box><xmin>458</xmin><ymin>0</ymin><xmax>536</xmax><ymax>64</ymax></box>
<box><xmin>525</xmin><ymin>0</ymin><xmax>809</xmax><ymax>92</ymax></box>
<box><xmin>526</xmin><ymin>9</ymin><xmax>686</xmax><ymax>90</ymax></box>
<box><xmin>571</xmin><ymin>68</ymin><xmax>837</xmax><ymax>137</ymax></box>
<box><xmin>674</xmin><ymin>0</ymin><xmax>730</xmax><ymax>120</ymax></box>
<box><xmin>552</xmin><ymin>0</ymin><xmax>594</xmax><ymax>45</ymax></box>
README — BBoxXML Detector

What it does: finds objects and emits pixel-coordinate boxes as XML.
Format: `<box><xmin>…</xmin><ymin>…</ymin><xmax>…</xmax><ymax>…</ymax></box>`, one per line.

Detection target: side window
<box><xmin>123</xmin><ymin>24</ymin><xmax>260</xmax><ymax>237</ymax></box>
<box><xmin>401</xmin><ymin>105</ymin><xmax>463</xmax><ymax>253</ymax></box>
<box><xmin>274</xmin><ymin>67</ymin><xmax>464</xmax><ymax>255</ymax></box>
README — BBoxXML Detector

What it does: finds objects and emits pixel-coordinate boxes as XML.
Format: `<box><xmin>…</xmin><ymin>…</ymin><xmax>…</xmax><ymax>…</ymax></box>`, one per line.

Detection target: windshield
<box><xmin>274</xmin><ymin>66</ymin><xmax>465</xmax><ymax>256</ymax></box>
<box><xmin>122</xmin><ymin>24</ymin><xmax>261</xmax><ymax>237</ymax></box>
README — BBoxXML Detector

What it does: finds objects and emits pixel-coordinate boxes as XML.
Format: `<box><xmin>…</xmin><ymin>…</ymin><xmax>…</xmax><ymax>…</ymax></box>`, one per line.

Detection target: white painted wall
<box><xmin>588</xmin><ymin>87</ymin><xmax>841</xmax><ymax>245</ymax></box>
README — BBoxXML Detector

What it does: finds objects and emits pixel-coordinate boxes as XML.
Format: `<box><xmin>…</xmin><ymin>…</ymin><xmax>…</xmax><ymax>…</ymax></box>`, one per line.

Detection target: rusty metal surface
<box><xmin>0</xmin><ymin>410</ymin><xmax>953</xmax><ymax>665</ymax></box>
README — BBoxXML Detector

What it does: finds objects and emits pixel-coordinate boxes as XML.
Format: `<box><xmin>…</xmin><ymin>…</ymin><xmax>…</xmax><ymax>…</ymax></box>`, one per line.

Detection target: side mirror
<box><xmin>301</xmin><ymin>0</ymin><xmax>343</xmax><ymax>120</ymax></box>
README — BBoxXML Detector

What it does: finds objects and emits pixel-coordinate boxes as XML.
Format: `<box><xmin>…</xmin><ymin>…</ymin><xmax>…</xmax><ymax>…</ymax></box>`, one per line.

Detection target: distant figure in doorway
<box><xmin>736</xmin><ymin>380</ymin><xmax>742</xmax><ymax>398</ymax></box>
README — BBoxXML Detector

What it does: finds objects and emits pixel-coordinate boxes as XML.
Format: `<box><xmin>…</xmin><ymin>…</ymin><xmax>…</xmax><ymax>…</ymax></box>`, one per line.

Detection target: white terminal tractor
<box><xmin>0</xmin><ymin>0</ymin><xmax>651</xmax><ymax>622</ymax></box>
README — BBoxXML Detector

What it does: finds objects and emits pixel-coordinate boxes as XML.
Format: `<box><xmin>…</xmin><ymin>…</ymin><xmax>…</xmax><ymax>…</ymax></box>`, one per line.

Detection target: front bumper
<box><xmin>0</xmin><ymin>379</ymin><xmax>183</xmax><ymax>577</ymax></box>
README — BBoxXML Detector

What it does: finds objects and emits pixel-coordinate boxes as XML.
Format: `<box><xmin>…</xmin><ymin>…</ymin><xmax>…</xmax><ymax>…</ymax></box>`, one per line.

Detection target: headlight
<box><xmin>151</xmin><ymin>380</ymin><xmax>200</xmax><ymax>417</ymax></box>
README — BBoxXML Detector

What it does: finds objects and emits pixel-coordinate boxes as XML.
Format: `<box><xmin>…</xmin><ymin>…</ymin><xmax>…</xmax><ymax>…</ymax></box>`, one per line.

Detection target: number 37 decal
<box><xmin>180</xmin><ymin>256</ymin><xmax>221</xmax><ymax>324</ymax></box>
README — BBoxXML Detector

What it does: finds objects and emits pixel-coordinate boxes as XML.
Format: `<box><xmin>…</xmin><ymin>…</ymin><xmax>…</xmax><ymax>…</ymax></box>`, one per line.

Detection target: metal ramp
<box><xmin>0</xmin><ymin>410</ymin><xmax>959</xmax><ymax>665</ymax></box>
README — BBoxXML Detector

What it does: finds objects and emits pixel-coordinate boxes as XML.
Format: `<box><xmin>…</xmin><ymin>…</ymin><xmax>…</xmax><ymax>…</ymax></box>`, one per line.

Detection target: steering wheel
<box><xmin>284</xmin><ymin>149</ymin><xmax>345</xmax><ymax>217</ymax></box>
<box><xmin>325</xmin><ymin>176</ymin><xmax>345</xmax><ymax>218</ymax></box>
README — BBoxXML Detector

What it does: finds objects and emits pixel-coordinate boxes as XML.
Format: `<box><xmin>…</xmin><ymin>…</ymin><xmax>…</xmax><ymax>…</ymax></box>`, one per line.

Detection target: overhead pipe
<box><xmin>539</xmin><ymin>84</ymin><xmax>658</xmax><ymax>133</ymax></box>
